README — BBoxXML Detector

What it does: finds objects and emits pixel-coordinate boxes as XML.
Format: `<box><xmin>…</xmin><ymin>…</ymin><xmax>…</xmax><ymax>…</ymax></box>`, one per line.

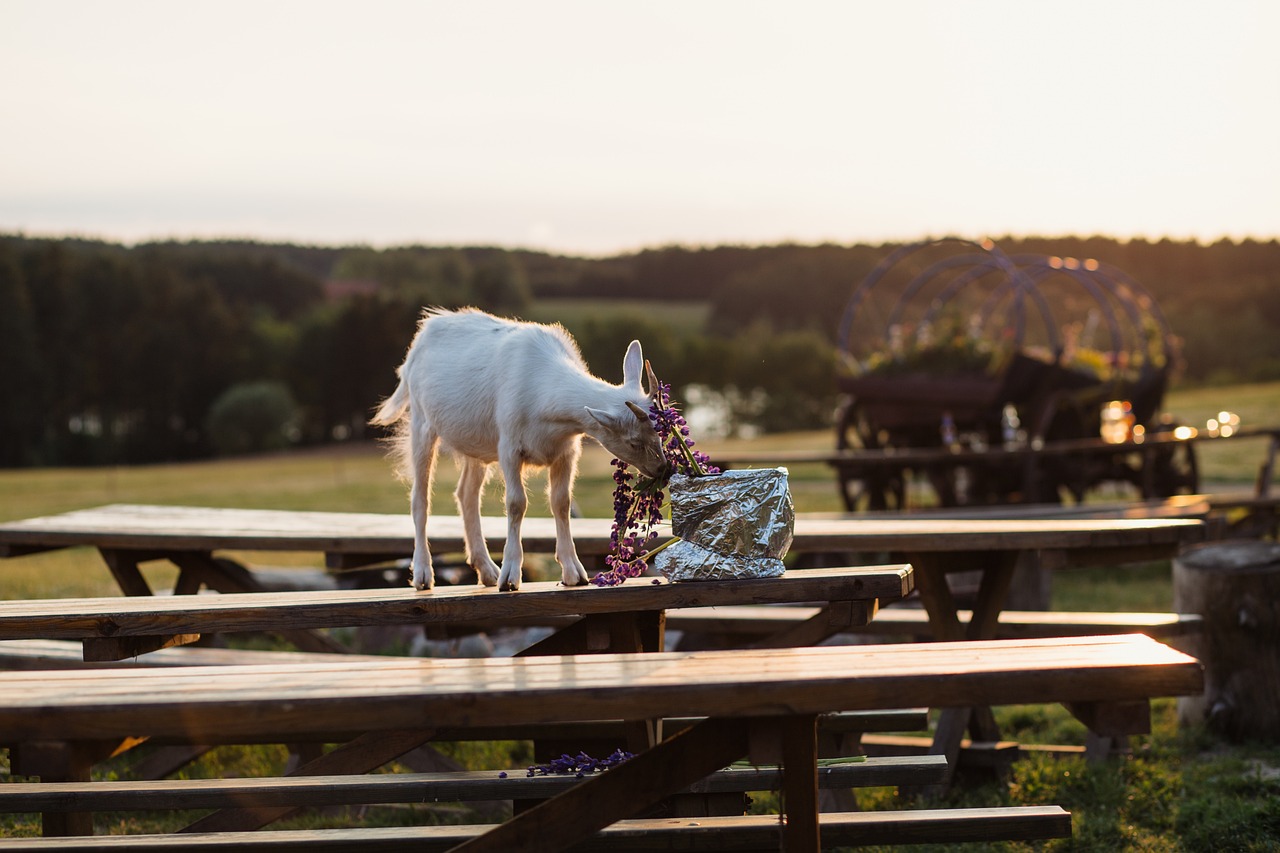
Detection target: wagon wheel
<box><xmin>1146</xmin><ymin>436</ymin><xmax>1200</xmax><ymax>497</ymax></box>
<box><xmin>835</xmin><ymin>396</ymin><xmax>907</xmax><ymax>511</ymax></box>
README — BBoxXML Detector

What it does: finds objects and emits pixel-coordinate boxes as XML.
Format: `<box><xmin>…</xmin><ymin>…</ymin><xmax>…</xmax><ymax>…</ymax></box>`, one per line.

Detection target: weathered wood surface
<box><xmin>0</xmin><ymin>807</ymin><xmax>1073</xmax><ymax>850</ymax></box>
<box><xmin>0</xmin><ymin>755</ymin><xmax>947</xmax><ymax>813</ymax></box>
<box><xmin>0</xmin><ymin>635</ymin><xmax>1202</xmax><ymax>742</ymax></box>
<box><xmin>666</xmin><ymin>605</ymin><xmax>1204</xmax><ymax>640</ymax></box>
<box><xmin>0</xmin><ymin>502</ymin><xmax>1204</xmax><ymax>563</ymax></box>
<box><xmin>0</xmin><ymin>565</ymin><xmax>912</xmax><ymax>641</ymax></box>
<box><xmin>814</xmin><ymin>494</ymin><xmax>1212</xmax><ymax>521</ymax></box>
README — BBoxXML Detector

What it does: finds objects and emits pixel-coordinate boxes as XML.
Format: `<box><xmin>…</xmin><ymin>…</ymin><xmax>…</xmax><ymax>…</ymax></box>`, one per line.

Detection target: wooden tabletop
<box><xmin>0</xmin><ymin>564</ymin><xmax>913</xmax><ymax>641</ymax></box>
<box><xmin>0</xmin><ymin>503</ymin><xmax>1205</xmax><ymax>563</ymax></box>
<box><xmin>0</xmin><ymin>634</ymin><xmax>1201</xmax><ymax>742</ymax></box>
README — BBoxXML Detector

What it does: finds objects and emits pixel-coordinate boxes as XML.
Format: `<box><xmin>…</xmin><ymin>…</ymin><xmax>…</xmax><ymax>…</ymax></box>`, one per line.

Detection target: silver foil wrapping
<box><xmin>654</xmin><ymin>467</ymin><xmax>794</xmax><ymax>582</ymax></box>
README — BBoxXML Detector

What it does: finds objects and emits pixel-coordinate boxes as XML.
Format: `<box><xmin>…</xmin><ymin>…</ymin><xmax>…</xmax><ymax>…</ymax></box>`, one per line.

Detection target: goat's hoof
<box><xmin>499</xmin><ymin>580</ymin><xmax>519</xmax><ymax>592</ymax></box>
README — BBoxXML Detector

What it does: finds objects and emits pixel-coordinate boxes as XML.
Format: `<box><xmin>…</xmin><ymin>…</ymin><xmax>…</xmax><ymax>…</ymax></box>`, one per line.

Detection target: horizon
<box><xmin>4</xmin><ymin>1</ymin><xmax>1278</xmax><ymax>256</ymax></box>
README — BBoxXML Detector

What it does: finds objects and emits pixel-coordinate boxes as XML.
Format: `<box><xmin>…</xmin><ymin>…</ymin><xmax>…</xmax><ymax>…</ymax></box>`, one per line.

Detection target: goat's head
<box><xmin>585</xmin><ymin>340</ymin><xmax>672</xmax><ymax>481</ymax></box>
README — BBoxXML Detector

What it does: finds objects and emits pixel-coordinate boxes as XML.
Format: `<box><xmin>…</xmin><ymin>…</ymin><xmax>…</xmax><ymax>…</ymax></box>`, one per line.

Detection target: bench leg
<box><xmin>180</xmin><ymin>728</ymin><xmax>439</xmax><ymax>833</ymax></box>
<box><xmin>449</xmin><ymin>717</ymin><xmax>754</xmax><ymax>853</ymax></box>
<box><xmin>10</xmin><ymin>741</ymin><xmax>112</xmax><ymax>836</ymax></box>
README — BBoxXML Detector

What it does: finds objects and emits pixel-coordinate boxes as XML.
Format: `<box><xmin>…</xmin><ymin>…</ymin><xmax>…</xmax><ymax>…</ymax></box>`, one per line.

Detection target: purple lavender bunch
<box><xmin>647</xmin><ymin>379</ymin><xmax>720</xmax><ymax>479</ymax></box>
<box><xmin>590</xmin><ymin>376</ymin><xmax>718</xmax><ymax>587</ymax></box>
<box><xmin>525</xmin><ymin>748</ymin><xmax>634</xmax><ymax>777</ymax></box>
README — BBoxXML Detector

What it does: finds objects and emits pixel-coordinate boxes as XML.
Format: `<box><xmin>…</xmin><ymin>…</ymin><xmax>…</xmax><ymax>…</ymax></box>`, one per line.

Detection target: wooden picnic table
<box><xmin>0</xmin><ymin>503</ymin><xmax>1204</xmax><ymax>778</ymax></box>
<box><xmin>0</xmin><ymin>561</ymin><xmax>911</xmax><ymax>839</ymax></box>
<box><xmin>0</xmin><ymin>634</ymin><xmax>1202</xmax><ymax>849</ymax></box>
<box><xmin>0</xmin><ymin>502</ymin><xmax>1205</xmax><ymax>579</ymax></box>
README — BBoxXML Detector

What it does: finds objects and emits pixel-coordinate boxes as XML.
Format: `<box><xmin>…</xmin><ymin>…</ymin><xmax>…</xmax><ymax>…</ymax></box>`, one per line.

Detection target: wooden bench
<box><xmin>0</xmin><ymin>638</ymin><xmax>931</xmax><ymax>797</ymax></box>
<box><xmin>0</xmin><ymin>807</ymin><xmax>1073</xmax><ymax>850</ymax></box>
<box><xmin>0</xmin><ymin>754</ymin><xmax>948</xmax><ymax>815</ymax></box>
<box><xmin>665</xmin><ymin>605</ymin><xmax>1204</xmax><ymax>646</ymax></box>
<box><xmin>0</xmin><ymin>634</ymin><xmax>1201</xmax><ymax>849</ymax></box>
<box><xmin>0</xmin><ymin>565</ymin><xmax>912</xmax><ymax>661</ymax></box>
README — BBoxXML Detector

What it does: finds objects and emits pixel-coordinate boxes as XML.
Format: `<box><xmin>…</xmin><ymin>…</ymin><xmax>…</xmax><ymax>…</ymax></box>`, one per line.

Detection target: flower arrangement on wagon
<box><xmin>591</xmin><ymin>373</ymin><xmax>794</xmax><ymax>587</ymax></box>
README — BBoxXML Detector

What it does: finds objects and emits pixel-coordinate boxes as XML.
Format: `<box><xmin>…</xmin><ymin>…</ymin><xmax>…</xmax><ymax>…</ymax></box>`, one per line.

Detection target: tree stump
<box><xmin>1173</xmin><ymin>541</ymin><xmax>1280</xmax><ymax>741</ymax></box>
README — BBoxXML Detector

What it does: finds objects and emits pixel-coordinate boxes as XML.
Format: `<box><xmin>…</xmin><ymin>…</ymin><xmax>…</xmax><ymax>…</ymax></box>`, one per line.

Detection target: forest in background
<box><xmin>2</xmin><ymin>233</ymin><xmax>1278</xmax><ymax>467</ymax></box>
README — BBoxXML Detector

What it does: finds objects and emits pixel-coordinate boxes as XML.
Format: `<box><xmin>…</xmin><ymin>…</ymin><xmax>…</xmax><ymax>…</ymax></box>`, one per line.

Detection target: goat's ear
<box><xmin>622</xmin><ymin>340</ymin><xmax>644</xmax><ymax>389</ymax></box>
<box><xmin>625</xmin><ymin>400</ymin><xmax>649</xmax><ymax>423</ymax></box>
<box><xmin>644</xmin><ymin>359</ymin><xmax>660</xmax><ymax>399</ymax></box>
<box><xmin>585</xmin><ymin>406</ymin><xmax>619</xmax><ymax>430</ymax></box>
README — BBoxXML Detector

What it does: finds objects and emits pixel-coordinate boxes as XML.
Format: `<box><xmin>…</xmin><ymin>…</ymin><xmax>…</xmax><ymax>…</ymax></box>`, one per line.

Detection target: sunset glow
<box><xmin>2</xmin><ymin>1</ymin><xmax>1277</xmax><ymax>255</ymax></box>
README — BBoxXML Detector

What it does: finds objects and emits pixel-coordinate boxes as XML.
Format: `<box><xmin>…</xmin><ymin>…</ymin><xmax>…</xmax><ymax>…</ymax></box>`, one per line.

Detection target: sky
<box><xmin>2</xmin><ymin>1</ymin><xmax>1278</xmax><ymax>257</ymax></box>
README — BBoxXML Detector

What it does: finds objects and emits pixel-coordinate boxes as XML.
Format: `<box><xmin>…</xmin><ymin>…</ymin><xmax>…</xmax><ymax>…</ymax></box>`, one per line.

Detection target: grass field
<box><xmin>2</xmin><ymin>381</ymin><xmax>1279</xmax><ymax>847</ymax></box>
<box><xmin>524</xmin><ymin>297</ymin><xmax>713</xmax><ymax>334</ymax></box>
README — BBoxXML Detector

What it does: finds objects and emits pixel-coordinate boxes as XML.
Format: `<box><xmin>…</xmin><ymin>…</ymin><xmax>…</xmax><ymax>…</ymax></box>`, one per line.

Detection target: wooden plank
<box><xmin>179</xmin><ymin>728</ymin><xmax>438</xmax><ymax>833</ymax></box>
<box><xmin>0</xmin><ymin>565</ymin><xmax>912</xmax><ymax>643</ymax></box>
<box><xmin>0</xmin><ymin>756</ymin><xmax>946</xmax><ymax>813</ymax></box>
<box><xmin>82</xmin><ymin>635</ymin><xmax>201</xmax><ymax>661</ymax></box>
<box><xmin>0</xmin><ymin>503</ymin><xmax>1202</xmax><ymax>562</ymax></box>
<box><xmin>665</xmin><ymin>606</ymin><xmax>1204</xmax><ymax>639</ymax></box>
<box><xmin>0</xmin><ymin>635</ymin><xmax>1203</xmax><ymax>743</ymax></box>
<box><xmin>0</xmin><ymin>808</ymin><xmax>1073</xmax><ymax>850</ymax></box>
<box><xmin>0</xmin><ymin>640</ymin><xmax>396</xmax><ymax>670</ymax></box>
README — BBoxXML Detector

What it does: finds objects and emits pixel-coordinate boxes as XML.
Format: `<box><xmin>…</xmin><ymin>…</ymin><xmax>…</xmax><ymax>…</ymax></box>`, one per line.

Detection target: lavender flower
<box><xmin>525</xmin><ymin>748</ymin><xmax>634</xmax><ymax>776</ymax></box>
<box><xmin>590</xmin><ymin>376</ymin><xmax>719</xmax><ymax>587</ymax></box>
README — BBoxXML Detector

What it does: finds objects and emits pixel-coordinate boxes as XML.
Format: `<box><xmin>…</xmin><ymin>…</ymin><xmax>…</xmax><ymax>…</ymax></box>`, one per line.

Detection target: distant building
<box><xmin>322</xmin><ymin>279</ymin><xmax>380</xmax><ymax>301</ymax></box>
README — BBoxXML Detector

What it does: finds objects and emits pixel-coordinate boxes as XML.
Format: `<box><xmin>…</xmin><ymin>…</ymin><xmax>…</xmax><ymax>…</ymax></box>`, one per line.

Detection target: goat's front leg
<box><xmin>408</xmin><ymin>424</ymin><xmax>440</xmax><ymax>591</ymax></box>
<box><xmin>497</xmin><ymin>447</ymin><xmax>527</xmax><ymax>591</ymax></box>
<box><xmin>455</xmin><ymin>457</ymin><xmax>501</xmax><ymax>587</ymax></box>
<box><xmin>548</xmin><ymin>449</ymin><xmax>588</xmax><ymax>586</ymax></box>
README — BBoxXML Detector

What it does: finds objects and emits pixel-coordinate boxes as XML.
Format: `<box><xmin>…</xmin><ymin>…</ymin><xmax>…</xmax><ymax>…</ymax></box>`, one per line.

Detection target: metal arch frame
<box><xmin>1010</xmin><ymin>255</ymin><xmax>1175</xmax><ymax>369</ymax></box>
<box><xmin>840</xmin><ymin>239</ymin><xmax>1173</xmax><ymax>374</ymax></box>
<box><xmin>912</xmin><ymin>257</ymin><xmax>1063</xmax><ymax>360</ymax></box>
<box><xmin>837</xmin><ymin>237</ymin><xmax>1025</xmax><ymax>355</ymax></box>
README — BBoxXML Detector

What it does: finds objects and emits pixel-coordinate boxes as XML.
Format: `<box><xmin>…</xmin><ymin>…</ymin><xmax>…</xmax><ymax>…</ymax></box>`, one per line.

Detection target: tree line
<box><xmin>1</xmin><ymin>233</ymin><xmax>1277</xmax><ymax>467</ymax></box>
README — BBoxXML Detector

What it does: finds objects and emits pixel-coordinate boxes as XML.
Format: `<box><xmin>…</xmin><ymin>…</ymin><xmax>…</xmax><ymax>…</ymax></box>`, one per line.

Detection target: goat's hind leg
<box><xmin>408</xmin><ymin>419</ymin><xmax>439</xmax><ymax>591</ymax></box>
<box><xmin>548</xmin><ymin>449</ymin><xmax>588</xmax><ymax>587</ymax></box>
<box><xmin>455</xmin><ymin>456</ymin><xmax>501</xmax><ymax>587</ymax></box>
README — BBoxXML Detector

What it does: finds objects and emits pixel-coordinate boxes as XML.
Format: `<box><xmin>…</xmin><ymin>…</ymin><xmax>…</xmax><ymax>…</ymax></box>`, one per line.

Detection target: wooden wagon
<box><xmin>834</xmin><ymin>238</ymin><xmax>1198</xmax><ymax>509</ymax></box>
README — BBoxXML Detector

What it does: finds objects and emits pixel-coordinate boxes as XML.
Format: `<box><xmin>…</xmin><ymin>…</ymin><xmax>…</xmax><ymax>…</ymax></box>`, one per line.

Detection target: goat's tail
<box><xmin>369</xmin><ymin>376</ymin><xmax>414</xmax><ymax>483</ymax></box>
<box><xmin>369</xmin><ymin>376</ymin><xmax>410</xmax><ymax>427</ymax></box>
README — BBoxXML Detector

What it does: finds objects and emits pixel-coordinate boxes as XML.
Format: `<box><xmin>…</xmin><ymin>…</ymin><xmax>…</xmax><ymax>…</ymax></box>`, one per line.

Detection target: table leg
<box><xmin>521</xmin><ymin>611</ymin><xmax>665</xmax><ymax>768</ymax></box>
<box><xmin>908</xmin><ymin>552</ymin><xmax>1020</xmax><ymax>788</ymax></box>
<box><xmin>517</xmin><ymin>611</ymin><xmax>664</xmax><ymax>656</ymax></box>
<box><xmin>778</xmin><ymin>715</ymin><xmax>821</xmax><ymax>850</ymax></box>
<box><xmin>751</xmin><ymin>600</ymin><xmax>872</xmax><ymax>649</ymax></box>
<box><xmin>100</xmin><ymin>550</ymin><xmax>155</xmax><ymax>597</ymax></box>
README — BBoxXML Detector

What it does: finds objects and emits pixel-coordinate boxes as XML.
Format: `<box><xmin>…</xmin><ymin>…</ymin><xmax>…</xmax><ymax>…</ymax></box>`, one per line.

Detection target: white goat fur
<box><xmin>371</xmin><ymin>308</ymin><xmax>668</xmax><ymax>591</ymax></box>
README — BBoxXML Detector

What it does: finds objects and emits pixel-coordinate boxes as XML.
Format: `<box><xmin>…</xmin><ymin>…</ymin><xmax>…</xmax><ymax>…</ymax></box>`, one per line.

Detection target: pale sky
<box><xmin>2</xmin><ymin>1</ymin><xmax>1277</xmax><ymax>256</ymax></box>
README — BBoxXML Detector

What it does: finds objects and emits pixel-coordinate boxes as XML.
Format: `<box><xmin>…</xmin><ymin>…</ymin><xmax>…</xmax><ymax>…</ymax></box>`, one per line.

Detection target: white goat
<box><xmin>370</xmin><ymin>308</ymin><xmax>670</xmax><ymax>591</ymax></box>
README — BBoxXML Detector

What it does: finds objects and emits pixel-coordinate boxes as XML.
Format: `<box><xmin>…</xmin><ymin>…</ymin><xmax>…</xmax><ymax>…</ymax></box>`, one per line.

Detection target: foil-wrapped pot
<box><xmin>653</xmin><ymin>467</ymin><xmax>794</xmax><ymax>582</ymax></box>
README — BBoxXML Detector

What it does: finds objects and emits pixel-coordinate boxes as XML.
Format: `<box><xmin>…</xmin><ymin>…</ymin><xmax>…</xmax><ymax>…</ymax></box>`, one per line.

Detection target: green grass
<box><xmin>3</xmin><ymin>382</ymin><xmax>1280</xmax><ymax>845</ymax></box>
<box><xmin>524</xmin><ymin>297</ymin><xmax>712</xmax><ymax>335</ymax></box>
